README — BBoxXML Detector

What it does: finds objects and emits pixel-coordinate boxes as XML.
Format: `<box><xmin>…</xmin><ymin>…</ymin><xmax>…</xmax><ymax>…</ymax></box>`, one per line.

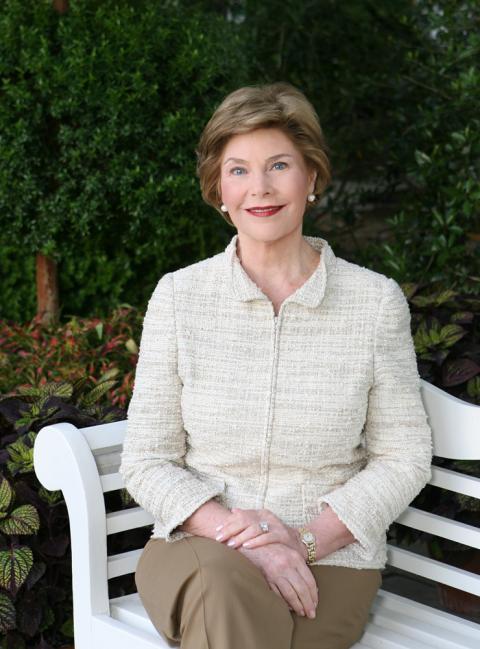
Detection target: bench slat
<box><xmin>101</xmin><ymin>472</ymin><xmax>124</xmax><ymax>493</ymax></box>
<box><xmin>372</xmin><ymin>590</ymin><xmax>480</xmax><ymax>639</ymax></box>
<box><xmin>396</xmin><ymin>507</ymin><xmax>480</xmax><ymax>549</ymax></box>
<box><xmin>430</xmin><ymin>467</ymin><xmax>480</xmax><ymax>499</ymax></box>
<box><xmin>107</xmin><ymin>548</ymin><xmax>143</xmax><ymax>580</ymax></box>
<box><xmin>369</xmin><ymin>607</ymin><xmax>479</xmax><ymax>649</ymax></box>
<box><xmin>106</xmin><ymin>507</ymin><xmax>153</xmax><ymax>535</ymax></box>
<box><xmin>360</xmin><ymin>622</ymin><xmax>442</xmax><ymax>648</ymax></box>
<box><xmin>388</xmin><ymin>545</ymin><xmax>480</xmax><ymax>597</ymax></box>
<box><xmin>80</xmin><ymin>420</ymin><xmax>126</xmax><ymax>450</ymax></box>
<box><xmin>92</xmin><ymin>613</ymin><xmax>171</xmax><ymax>648</ymax></box>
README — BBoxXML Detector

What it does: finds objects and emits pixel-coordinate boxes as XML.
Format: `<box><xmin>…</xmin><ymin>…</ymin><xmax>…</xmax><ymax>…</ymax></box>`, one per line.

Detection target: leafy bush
<box><xmin>0</xmin><ymin>305</ymin><xmax>143</xmax><ymax>402</ymax></box>
<box><xmin>0</xmin><ymin>378</ymin><xmax>126</xmax><ymax>648</ymax></box>
<box><xmin>0</xmin><ymin>0</ymin><xmax>248</xmax><ymax>322</ymax></box>
<box><xmin>190</xmin><ymin>0</ymin><xmax>480</xmax><ymax>295</ymax></box>
<box><xmin>371</xmin><ymin>0</ymin><xmax>480</xmax><ymax>292</ymax></box>
<box><xmin>407</xmin><ymin>283</ymin><xmax>480</xmax><ymax>403</ymax></box>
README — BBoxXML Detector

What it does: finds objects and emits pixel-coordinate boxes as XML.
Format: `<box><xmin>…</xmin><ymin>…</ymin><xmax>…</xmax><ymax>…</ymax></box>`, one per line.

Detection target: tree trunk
<box><xmin>33</xmin><ymin>0</ymin><xmax>69</xmax><ymax>327</ymax></box>
<box><xmin>36</xmin><ymin>252</ymin><xmax>60</xmax><ymax>326</ymax></box>
<box><xmin>52</xmin><ymin>0</ymin><xmax>69</xmax><ymax>14</ymax></box>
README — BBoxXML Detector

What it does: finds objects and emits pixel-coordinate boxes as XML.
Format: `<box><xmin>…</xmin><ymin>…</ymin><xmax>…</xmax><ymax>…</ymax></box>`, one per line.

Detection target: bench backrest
<box><xmin>33</xmin><ymin>378</ymin><xmax>480</xmax><ymax>643</ymax></box>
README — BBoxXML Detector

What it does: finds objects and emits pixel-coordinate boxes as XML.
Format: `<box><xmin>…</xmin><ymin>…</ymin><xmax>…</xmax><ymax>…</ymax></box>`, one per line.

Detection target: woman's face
<box><xmin>219</xmin><ymin>127</ymin><xmax>316</xmax><ymax>241</ymax></box>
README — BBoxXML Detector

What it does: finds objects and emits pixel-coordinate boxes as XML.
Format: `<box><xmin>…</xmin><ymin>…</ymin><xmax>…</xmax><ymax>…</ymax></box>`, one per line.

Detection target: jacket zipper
<box><xmin>257</xmin><ymin>312</ymin><xmax>280</xmax><ymax>508</ymax></box>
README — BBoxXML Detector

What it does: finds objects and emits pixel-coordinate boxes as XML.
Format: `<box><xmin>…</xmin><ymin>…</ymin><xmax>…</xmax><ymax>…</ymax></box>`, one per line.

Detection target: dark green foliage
<box><xmin>369</xmin><ymin>1</ymin><xmax>480</xmax><ymax>289</ymax></box>
<box><xmin>405</xmin><ymin>283</ymin><xmax>480</xmax><ymax>404</ymax></box>
<box><xmin>0</xmin><ymin>377</ymin><xmax>126</xmax><ymax>648</ymax></box>
<box><xmin>2</xmin><ymin>0</ymin><xmax>479</xmax><ymax>322</ymax></box>
<box><xmin>0</xmin><ymin>0</ymin><xmax>248</xmax><ymax>321</ymax></box>
<box><xmin>183</xmin><ymin>0</ymin><xmax>480</xmax><ymax>294</ymax></box>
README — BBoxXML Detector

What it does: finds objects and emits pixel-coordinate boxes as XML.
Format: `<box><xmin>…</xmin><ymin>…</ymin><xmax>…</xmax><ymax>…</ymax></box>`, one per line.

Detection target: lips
<box><xmin>246</xmin><ymin>205</ymin><xmax>284</xmax><ymax>217</ymax></box>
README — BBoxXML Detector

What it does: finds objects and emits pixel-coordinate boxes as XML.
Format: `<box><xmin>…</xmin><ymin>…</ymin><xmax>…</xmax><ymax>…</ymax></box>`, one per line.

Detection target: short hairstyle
<box><xmin>195</xmin><ymin>82</ymin><xmax>332</xmax><ymax>226</ymax></box>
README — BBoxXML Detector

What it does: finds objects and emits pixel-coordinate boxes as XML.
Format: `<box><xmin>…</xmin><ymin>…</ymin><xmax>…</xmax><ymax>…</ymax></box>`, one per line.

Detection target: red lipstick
<box><xmin>246</xmin><ymin>205</ymin><xmax>284</xmax><ymax>217</ymax></box>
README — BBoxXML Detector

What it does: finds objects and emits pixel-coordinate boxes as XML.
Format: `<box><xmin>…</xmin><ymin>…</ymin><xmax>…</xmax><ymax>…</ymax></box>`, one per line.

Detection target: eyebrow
<box><xmin>223</xmin><ymin>153</ymin><xmax>294</xmax><ymax>166</ymax></box>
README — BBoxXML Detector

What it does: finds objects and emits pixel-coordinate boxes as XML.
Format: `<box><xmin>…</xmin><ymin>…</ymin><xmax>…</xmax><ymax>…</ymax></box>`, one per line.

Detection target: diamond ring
<box><xmin>259</xmin><ymin>521</ymin><xmax>269</xmax><ymax>533</ymax></box>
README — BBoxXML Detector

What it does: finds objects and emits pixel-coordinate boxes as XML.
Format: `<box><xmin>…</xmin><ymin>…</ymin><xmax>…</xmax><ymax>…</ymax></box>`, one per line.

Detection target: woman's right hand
<box><xmin>238</xmin><ymin>541</ymin><xmax>318</xmax><ymax>618</ymax></box>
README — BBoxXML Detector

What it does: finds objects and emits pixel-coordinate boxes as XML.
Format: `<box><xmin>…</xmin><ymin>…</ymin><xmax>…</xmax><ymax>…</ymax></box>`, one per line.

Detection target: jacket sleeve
<box><xmin>119</xmin><ymin>272</ymin><xmax>225</xmax><ymax>542</ymax></box>
<box><xmin>319</xmin><ymin>277</ymin><xmax>434</xmax><ymax>557</ymax></box>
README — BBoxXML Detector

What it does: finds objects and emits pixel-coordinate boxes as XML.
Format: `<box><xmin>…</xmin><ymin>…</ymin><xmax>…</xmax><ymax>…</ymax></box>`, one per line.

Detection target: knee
<box><xmin>200</xmin><ymin>553</ymin><xmax>259</xmax><ymax>597</ymax></box>
<box><xmin>200</xmin><ymin>553</ymin><xmax>288</xmax><ymax>614</ymax></box>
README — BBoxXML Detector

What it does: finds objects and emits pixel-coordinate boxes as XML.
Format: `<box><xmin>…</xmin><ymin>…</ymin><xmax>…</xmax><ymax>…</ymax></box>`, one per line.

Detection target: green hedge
<box><xmin>1</xmin><ymin>0</ymin><xmax>479</xmax><ymax>323</ymax></box>
<box><xmin>0</xmin><ymin>0</ymin><xmax>248</xmax><ymax>322</ymax></box>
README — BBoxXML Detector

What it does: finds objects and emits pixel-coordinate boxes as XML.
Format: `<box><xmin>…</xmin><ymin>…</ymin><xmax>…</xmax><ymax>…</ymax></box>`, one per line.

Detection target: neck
<box><xmin>235</xmin><ymin>232</ymin><xmax>321</xmax><ymax>289</ymax></box>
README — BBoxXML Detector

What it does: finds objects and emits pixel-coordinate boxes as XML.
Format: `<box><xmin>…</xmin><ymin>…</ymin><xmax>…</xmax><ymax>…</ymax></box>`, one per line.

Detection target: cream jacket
<box><xmin>119</xmin><ymin>233</ymin><xmax>433</xmax><ymax>569</ymax></box>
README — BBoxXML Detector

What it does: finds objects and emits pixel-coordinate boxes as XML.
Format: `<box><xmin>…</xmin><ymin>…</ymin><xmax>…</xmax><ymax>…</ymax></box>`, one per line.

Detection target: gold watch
<box><xmin>298</xmin><ymin>527</ymin><xmax>316</xmax><ymax>565</ymax></box>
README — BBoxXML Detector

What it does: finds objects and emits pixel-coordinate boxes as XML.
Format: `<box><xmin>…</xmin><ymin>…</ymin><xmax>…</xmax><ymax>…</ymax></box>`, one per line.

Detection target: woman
<box><xmin>119</xmin><ymin>82</ymin><xmax>433</xmax><ymax>649</ymax></box>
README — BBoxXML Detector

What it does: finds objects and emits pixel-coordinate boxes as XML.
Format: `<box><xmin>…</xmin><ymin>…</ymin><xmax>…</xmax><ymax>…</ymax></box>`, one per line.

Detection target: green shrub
<box><xmin>191</xmin><ymin>0</ymin><xmax>480</xmax><ymax>295</ymax></box>
<box><xmin>0</xmin><ymin>304</ymin><xmax>143</xmax><ymax>401</ymax></box>
<box><xmin>0</xmin><ymin>378</ymin><xmax>126</xmax><ymax>648</ymax></box>
<box><xmin>0</xmin><ymin>0</ymin><xmax>248</xmax><ymax>322</ymax></box>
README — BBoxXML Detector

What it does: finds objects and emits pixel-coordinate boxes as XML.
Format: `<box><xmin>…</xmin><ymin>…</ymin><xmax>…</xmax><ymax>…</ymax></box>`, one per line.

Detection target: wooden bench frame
<box><xmin>33</xmin><ymin>379</ymin><xmax>480</xmax><ymax>648</ymax></box>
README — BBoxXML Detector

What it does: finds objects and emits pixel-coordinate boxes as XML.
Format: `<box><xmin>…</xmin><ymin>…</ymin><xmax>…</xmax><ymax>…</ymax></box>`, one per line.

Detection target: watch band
<box><xmin>298</xmin><ymin>527</ymin><xmax>317</xmax><ymax>565</ymax></box>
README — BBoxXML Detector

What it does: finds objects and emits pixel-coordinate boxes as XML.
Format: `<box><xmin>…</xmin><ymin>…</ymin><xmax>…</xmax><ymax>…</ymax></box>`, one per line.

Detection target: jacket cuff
<box><xmin>161</xmin><ymin>475</ymin><xmax>226</xmax><ymax>542</ymax></box>
<box><xmin>318</xmin><ymin>491</ymin><xmax>382</xmax><ymax>557</ymax></box>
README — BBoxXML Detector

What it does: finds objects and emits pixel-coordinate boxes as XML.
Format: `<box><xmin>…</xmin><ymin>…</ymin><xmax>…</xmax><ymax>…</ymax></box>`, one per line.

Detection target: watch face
<box><xmin>303</xmin><ymin>532</ymin><xmax>315</xmax><ymax>543</ymax></box>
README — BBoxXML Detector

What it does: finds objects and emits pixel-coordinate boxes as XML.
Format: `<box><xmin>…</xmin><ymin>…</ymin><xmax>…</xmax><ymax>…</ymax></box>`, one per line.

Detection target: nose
<box><xmin>249</xmin><ymin>169</ymin><xmax>273</xmax><ymax>196</ymax></box>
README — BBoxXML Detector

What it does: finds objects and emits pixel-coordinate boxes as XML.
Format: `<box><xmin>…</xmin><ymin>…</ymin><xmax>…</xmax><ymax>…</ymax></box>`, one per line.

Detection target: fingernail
<box><xmin>308</xmin><ymin>610</ymin><xmax>315</xmax><ymax>619</ymax></box>
<box><xmin>215</xmin><ymin>524</ymin><xmax>223</xmax><ymax>531</ymax></box>
<box><xmin>300</xmin><ymin>610</ymin><xmax>305</xmax><ymax>616</ymax></box>
<box><xmin>243</xmin><ymin>541</ymin><xmax>251</xmax><ymax>547</ymax></box>
<box><xmin>215</xmin><ymin>534</ymin><xmax>224</xmax><ymax>541</ymax></box>
<box><xmin>227</xmin><ymin>540</ymin><xmax>235</xmax><ymax>546</ymax></box>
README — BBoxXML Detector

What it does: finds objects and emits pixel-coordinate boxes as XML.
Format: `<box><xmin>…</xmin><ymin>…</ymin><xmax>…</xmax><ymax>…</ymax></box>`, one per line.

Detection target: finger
<box><xmin>241</xmin><ymin>531</ymin><xmax>278</xmax><ymax>549</ymax></box>
<box><xmin>281</xmin><ymin>566</ymin><xmax>316</xmax><ymax>617</ymax></box>
<box><xmin>242</xmin><ymin>526</ymin><xmax>293</xmax><ymax>549</ymax></box>
<box><xmin>226</xmin><ymin>525</ymin><xmax>275</xmax><ymax>548</ymax></box>
<box><xmin>275</xmin><ymin>575</ymin><xmax>305</xmax><ymax>617</ymax></box>
<box><xmin>297</xmin><ymin>562</ymin><xmax>319</xmax><ymax>607</ymax></box>
<box><xmin>267</xmin><ymin>580</ymin><xmax>285</xmax><ymax>602</ymax></box>
<box><xmin>293</xmin><ymin>566</ymin><xmax>318</xmax><ymax>615</ymax></box>
<box><xmin>215</xmin><ymin>521</ymin><xmax>250</xmax><ymax>542</ymax></box>
<box><xmin>216</xmin><ymin>510</ymin><xmax>259</xmax><ymax>540</ymax></box>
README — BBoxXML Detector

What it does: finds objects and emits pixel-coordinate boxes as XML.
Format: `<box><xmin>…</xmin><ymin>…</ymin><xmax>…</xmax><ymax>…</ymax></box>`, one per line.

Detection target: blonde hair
<box><xmin>195</xmin><ymin>82</ymin><xmax>332</xmax><ymax>227</ymax></box>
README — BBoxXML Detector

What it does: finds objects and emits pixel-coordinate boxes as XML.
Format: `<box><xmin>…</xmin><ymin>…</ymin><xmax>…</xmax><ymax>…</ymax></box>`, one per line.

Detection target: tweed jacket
<box><xmin>119</xmin><ymin>233</ymin><xmax>434</xmax><ymax>569</ymax></box>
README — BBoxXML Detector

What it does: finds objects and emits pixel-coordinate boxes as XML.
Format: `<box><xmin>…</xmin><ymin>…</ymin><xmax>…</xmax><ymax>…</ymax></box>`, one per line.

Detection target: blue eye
<box><xmin>229</xmin><ymin>161</ymin><xmax>287</xmax><ymax>175</ymax></box>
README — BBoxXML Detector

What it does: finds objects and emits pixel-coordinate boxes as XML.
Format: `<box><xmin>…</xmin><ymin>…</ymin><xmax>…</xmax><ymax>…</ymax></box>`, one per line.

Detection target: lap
<box><xmin>135</xmin><ymin>535</ymin><xmax>382</xmax><ymax>649</ymax></box>
<box><xmin>299</xmin><ymin>563</ymin><xmax>381</xmax><ymax>648</ymax></box>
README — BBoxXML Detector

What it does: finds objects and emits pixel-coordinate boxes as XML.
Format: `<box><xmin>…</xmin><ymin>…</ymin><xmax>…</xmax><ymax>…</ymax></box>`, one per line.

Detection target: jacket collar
<box><xmin>224</xmin><ymin>233</ymin><xmax>337</xmax><ymax>309</ymax></box>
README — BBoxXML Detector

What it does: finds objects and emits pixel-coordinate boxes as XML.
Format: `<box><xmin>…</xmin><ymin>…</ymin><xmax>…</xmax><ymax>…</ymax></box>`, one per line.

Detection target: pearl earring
<box><xmin>307</xmin><ymin>193</ymin><xmax>316</xmax><ymax>202</ymax></box>
<box><xmin>220</xmin><ymin>204</ymin><xmax>228</xmax><ymax>212</ymax></box>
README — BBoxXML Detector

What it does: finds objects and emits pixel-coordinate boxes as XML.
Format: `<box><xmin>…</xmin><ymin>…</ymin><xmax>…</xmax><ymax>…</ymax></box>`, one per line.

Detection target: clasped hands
<box><xmin>214</xmin><ymin>507</ymin><xmax>318</xmax><ymax>619</ymax></box>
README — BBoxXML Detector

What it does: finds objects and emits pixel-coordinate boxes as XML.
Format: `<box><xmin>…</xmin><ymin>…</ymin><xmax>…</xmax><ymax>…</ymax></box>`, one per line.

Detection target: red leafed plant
<box><xmin>0</xmin><ymin>305</ymin><xmax>144</xmax><ymax>408</ymax></box>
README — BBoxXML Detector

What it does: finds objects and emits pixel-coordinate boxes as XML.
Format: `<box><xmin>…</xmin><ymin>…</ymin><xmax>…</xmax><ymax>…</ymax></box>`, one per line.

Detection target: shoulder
<box><xmin>333</xmin><ymin>256</ymin><xmax>404</xmax><ymax>304</ymax></box>
<box><xmin>149</xmin><ymin>248</ymin><xmax>226</xmax><ymax>303</ymax></box>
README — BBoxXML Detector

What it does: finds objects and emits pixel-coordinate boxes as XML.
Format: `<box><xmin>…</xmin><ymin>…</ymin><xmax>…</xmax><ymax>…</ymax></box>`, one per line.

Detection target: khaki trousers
<box><xmin>135</xmin><ymin>536</ymin><xmax>382</xmax><ymax>649</ymax></box>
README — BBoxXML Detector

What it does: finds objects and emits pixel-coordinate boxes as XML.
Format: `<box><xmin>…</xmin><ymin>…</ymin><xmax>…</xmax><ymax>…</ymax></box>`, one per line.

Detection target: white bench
<box><xmin>33</xmin><ymin>379</ymin><xmax>480</xmax><ymax>649</ymax></box>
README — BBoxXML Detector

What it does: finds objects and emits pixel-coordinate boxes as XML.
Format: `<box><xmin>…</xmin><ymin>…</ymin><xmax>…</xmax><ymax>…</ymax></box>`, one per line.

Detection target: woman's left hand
<box><xmin>215</xmin><ymin>507</ymin><xmax>304</xmax><ymax>555</ymax></box>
